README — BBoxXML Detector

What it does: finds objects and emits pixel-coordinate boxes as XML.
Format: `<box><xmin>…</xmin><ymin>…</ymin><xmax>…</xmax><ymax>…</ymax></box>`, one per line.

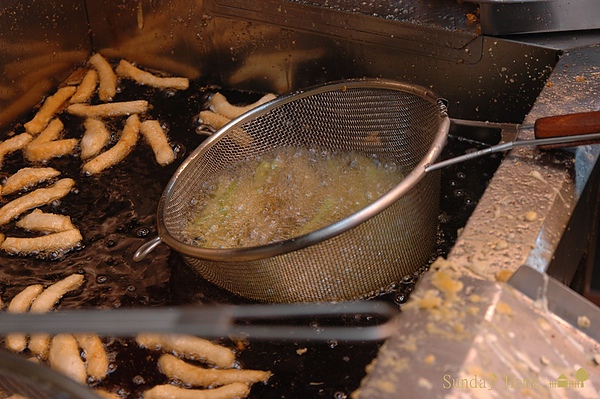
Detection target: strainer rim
<box><xmin>156</xmin><ymin>78</ymin><xmax>449</xmax><ymax>261</ymax></box>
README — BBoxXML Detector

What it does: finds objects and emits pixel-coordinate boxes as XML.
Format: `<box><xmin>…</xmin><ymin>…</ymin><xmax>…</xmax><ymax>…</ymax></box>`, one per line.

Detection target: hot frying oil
<box><xmin>185</xmin><ymin>146</ymin><xmax>404</xmax><ymax>249</ymax></box>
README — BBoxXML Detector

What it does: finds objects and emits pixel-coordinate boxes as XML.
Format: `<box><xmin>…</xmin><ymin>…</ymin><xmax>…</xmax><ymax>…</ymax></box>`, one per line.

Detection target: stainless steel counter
<box><xmin>355</xmin><ymin>262</ymin><xmax>600</xmax><ymax>398</ymax></box>
<box><xmin>451</xmin><ymin>41</ymin><xmax>600</xmax><ymax>281</ymax></box>
<box><xmin>357</xmin><ymin>38</ymin><xmax>600</xmax><ymax>398</ymax></box>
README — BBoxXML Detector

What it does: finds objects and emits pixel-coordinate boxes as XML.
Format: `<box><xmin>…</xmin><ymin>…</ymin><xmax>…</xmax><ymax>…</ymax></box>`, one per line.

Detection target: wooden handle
<box><xmin>534</xmin><ymin>110</ymin><xmax>600</xmax><ymax>147</ymax></box>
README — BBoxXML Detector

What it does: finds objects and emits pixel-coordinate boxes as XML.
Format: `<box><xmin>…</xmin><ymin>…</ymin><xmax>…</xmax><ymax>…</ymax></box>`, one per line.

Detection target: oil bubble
<box><xmin>132</xmin><ymin>375</ymin><xmax>145</xmax><ymax>385</ymax></box>
<box><xmin>394</xmin><ymin>293</ymin><xmax>407</xmax><ymax>305</ymax></box>
<box><xmin>136</xmin><ymin>227</ymin><xmax>151</xmax><ymax>237</ymax></box>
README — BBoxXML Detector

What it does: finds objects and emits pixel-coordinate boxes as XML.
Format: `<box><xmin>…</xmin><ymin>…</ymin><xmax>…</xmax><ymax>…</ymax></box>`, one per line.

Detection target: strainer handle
<box><xmin>133</xmin><ymin>236</ymin><xmax>163</xmax><ymax>262</ymax></box>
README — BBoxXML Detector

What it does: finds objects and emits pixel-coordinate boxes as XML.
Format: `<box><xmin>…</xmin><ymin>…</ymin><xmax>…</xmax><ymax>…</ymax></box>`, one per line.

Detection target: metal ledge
<box><xmin>450</xmin><ymin>41</ymin><xmax>600</xmax><ymax>281</ymax></box>
<box><xmin>473</xmin><ymin>0</ymin><xmax>600</xmax><ymax>36</ymax></box>
<box><xmin>356</xmin><ymin>262</ymin><xmax>600</xmax><ymax>398</ymax></box>
<box><xmin>358</xmin><ymin>36</ymin><xmax>600</xmax><ymax>398</ymax></box>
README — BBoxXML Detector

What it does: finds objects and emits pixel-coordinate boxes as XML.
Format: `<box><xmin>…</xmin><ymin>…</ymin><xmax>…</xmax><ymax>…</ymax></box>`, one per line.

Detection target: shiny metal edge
<box><xmin>358</xmin><ymin>36</ymin><xmax>600</xmax><ymax>398</ymax></box>
<box><xmin>449</xmin><ymin>42</ymin><xmax>600</xmax><ymax>281</ymax></box>
<box><xmin>471</xmin><ymin>0</ymin><xmax>600</xmax><ymax>35</ymax></box>
<box><xmin>0</xmin><ymin>2</ymin><xmax>91</xmax><ymax>130</ymax></box>
<box><xmin>355</xmin><ymin>269</ymin><xmax>600</xmax><ymax>398</ymax></box>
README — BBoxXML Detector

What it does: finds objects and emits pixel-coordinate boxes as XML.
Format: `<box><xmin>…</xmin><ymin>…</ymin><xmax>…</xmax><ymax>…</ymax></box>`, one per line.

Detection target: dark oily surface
<box><xmin>0</xmin><ymin>67</ymin><xmax>500</xmax><ymax>397</ymax></box>
<box><xmin>0</xmin><ymin>75</ymin><xmax>386</xmax><ymax>398</ymax></box>
<box><xmin>0</xmin><ymin>79</ymin><xmax>208</xmax><ymax>308</ymax></box>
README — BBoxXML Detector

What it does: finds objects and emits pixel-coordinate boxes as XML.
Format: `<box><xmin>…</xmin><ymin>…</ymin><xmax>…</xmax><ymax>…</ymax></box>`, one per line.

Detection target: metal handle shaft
<box><xmin>0</xmin><ymin>301</ymin><xmax>398</xmax><ymax>342</ymax></box>
<box><xmin>425</xmin><ymin>131</ymin><xmax>600</xmax><ymax>172</ymax></box>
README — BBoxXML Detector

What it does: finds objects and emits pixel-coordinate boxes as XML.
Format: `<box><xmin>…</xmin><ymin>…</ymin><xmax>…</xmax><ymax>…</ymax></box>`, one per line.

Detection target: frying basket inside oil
<box><xmin>158</xmin><ymin>79</ymin><xmax>449</xmax><ymax>303</ymax></box>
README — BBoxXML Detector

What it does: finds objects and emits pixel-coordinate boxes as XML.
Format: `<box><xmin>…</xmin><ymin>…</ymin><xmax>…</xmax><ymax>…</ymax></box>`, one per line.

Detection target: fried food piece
<box><xmin>0</xmin><ymin>133</ymin><xmax>33</xmax><ymax>167</ymax></box>
<box><xmin>16</xmin><ymin>209</ymin><xmax>75</xmax><ymax>233</ymax></box>
<box><xmin>116</xmin><ymin>60</ymin><xmax>189</xmax><ymax>90</ymax></box>
<box><xmin>198</xmin><ymin>110</ymin><xmax>230</xmax><ymax>131</ymax></box>
<box><xmin>143</xmin><ymin>383</ymin><xmax>250</xmax><ymax>399</ymax></box>
<box><xmin>88</xmin><ymin>53</ymin><xmax>117</xmax><ymax>102</ymax></box>
<box><xmin>4</xmin><ymin>284</ymin><xmax>44</xmax><ymax>352</ymax></box>
<box><xmin>70</xmin><ymin>69</ymin><xmax>98</xmax><ymax>103</ymax></box>
<box><xmin>81</xmin><ymin>118</ymin><xmax>111</xmax><ymax>159</ymax></box>
<box><xmin>158</xmin><ymin>354</ymin><xmax>271</xmax><ymax>388</ymax></box>
<box><xmin>7</xmin><ymin>284</ymin><xmax>44</xmax><ymax>313</ymax></box>
<box><xmin>209</xmin><ymin>92</ymin><xmax>276</xmax><ymax>119</ymax></box>
<box><xmin>136</xmin><ymin>333</ymin><xmax>235</xmax><ymax>369</ymax></box>
<box><xmin>30</xmin><ymin>118</ymin><xmax>64</xmax><ymax>144</ymax></box>
<box><xmin>0</xmin><ymin>229</ymin><xmax>82</xmax><ymax>255</ymax></box>
<box><xmin>67</xmin><ymin>100</ymin><xmax>149</xmax><ymax>118</ymax></box>
<box><xmin>2</xmin><ymin>167</ymin><xmax>61</xmax><ymax>196</ymax></box>
<box><xmin>109</xmin><ymin>50</ymin><xmax>202</xmax><ymax>79</ymax></box>
<box><xmin>25</xmin><ymin>139</ymin><xmax>79</xmax><ymax>163</ymax></box>
<box><xmin>0</xmin><ymin>178</ymin><xmax>75</xmax><ymax>226</ymax></box>
<box><xmin>23</xmin><ymin>86</ymin><xmax>77</xmax><ymax>135</ymax></box>
<box><xmin>28</xmin><ymin>274</ymin><xmax>85</xmax><ymax>358</ymax></box>
<box><xmin>22</xmin><ymin>118</ymin><xmax>78</xmax><ymax>162</ymax></box>
<box><xmin>30</xmin><ymin>274</ymin><xmax>85</xmax><ymax>313</ymax></box>
<box><xmin>140</xmin><ymin>119</ymin><xmax>175</xmax><ymax>166</ymax></box>
<box><xmin>74</xmin><ymin>333</ymin><xmax>109</xmax><ymax>380</ymax></box>
<box><xmin>82</xmin><ymin>114</ymin><xmax>140</xmax><ymax>175</ymax></box>
<box><xmin>197</xmin><ymin>111</ymin><xmax>252</xmax><ymax>147</ymax></box>
<box><xmin>49</xmin><ymin>333</ymin><xmax>87</xmax><ymax>384</ymax></box>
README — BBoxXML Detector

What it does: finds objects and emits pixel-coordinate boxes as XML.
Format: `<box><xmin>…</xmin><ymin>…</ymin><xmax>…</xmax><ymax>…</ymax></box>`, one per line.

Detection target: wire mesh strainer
<box><xmin>135</xmin><ymin>79</ymin><xmax>450</xmax><ymax>303</ymax></box>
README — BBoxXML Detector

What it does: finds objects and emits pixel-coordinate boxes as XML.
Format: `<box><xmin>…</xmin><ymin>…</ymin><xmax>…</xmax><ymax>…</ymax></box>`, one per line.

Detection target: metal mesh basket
<box><xmin>156</xmin><ymin>79</ymin><xmax>449</xmax><ymax>302</ymax></box>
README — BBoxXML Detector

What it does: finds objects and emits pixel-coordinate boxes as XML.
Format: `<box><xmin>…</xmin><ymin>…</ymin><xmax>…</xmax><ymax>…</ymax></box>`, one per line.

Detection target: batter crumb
<box><xmin>496</xmin><ymin>301</ymin><xmax>514</xmax><ymax>316</ymax></box>
<box><xmin>417</xmin><ymin>377</ymin><xmax>433</xmax><ymax>390</ymax></box>
<box><xmin>431</xmin><ymin>270</ymin><xmax>463</xmax><ymax>300</ymax></box>
<box><xmin>495</xmin><ymin>269</ymin><xmax>513</xmax><ymax>282</ymax></box>
<box><xmin>468</xmin><ymin>294</ymin><xmax>485</xmax><ymax>303</ymax></box>
<box><xmin>577</xmin><ymin>315</ymin><xmax>591</xmax><ymax>329</ymax></box>
<box><xmin>296</xmin><ymin>348</ymin><xmax>308</xmax><ymax>355</ymax></box>
<box><xmin>494</xmin><ymin>240</ymin><xmax>509</xmax><ymax>251</ymax></box>
<box><xmin>423</xmin><ymin>354</ymin><xmax>436</xmax><ymax>365</ymax></box>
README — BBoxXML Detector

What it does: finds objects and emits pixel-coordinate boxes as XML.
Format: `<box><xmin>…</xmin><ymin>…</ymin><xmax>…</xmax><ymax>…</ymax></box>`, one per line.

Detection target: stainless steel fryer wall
<box><xmin>0</xmin><ymin>1</ymin><xmax>91</xmax><ymax>130</ymax></box>
<box><xmin>1</xmin><ymin>0</ymin><xmax>561</xmax><ymax>132</ymax></box>
<box><xmin>85</xmin><ymin>0</ymin><xmax>560</xmax><ymax>123</ymax></box>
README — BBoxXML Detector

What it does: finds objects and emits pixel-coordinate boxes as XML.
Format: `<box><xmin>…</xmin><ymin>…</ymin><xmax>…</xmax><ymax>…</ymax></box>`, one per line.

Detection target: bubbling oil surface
<box><xmin>185</xmin><ymin>146</ymin><xmax>404</xmax><ymax>249</ymax></box>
